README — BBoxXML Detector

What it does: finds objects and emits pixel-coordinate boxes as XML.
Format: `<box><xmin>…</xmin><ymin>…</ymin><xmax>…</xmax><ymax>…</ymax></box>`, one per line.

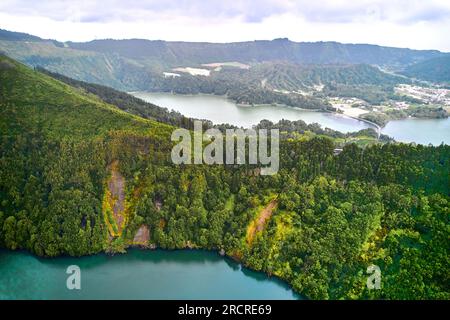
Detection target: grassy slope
<box><xmin>0</xmin><ymin>40</ymin><xmax>151</xmax><ymax>90</ymax></box>
<box><xmin>0</xmin><ymin>54</ymin><xmax>173</xmax><ymax>140</ymax></box>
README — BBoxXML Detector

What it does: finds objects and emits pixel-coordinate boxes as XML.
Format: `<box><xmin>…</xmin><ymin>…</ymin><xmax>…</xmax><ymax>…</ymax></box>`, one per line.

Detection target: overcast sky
<box><xmin>1</xmin><ymin>0</ymin><xmax>449</xmax><ymax>51</ymax></box>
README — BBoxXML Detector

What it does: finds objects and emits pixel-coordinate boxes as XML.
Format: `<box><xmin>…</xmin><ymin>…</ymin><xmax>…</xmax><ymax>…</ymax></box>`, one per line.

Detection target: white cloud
<box><xmin>0</xmin><ymin>0</ymin><xmax>449</xmax><ymax>51</ymax></box>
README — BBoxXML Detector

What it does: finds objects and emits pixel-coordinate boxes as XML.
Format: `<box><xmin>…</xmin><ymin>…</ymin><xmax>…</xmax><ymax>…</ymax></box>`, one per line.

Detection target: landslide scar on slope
<box><xmin>246</xmin><ymin>199</ymin><xmax>278</xmax><ymax>246</ymax></box>
<box><xmin>103</xmin><ymin>160</ymin><xmax>127</xmax><ymax>237</ymax></box>
<box><xmin>132</xmin><ymin>225</ymin><xmax>150</xmax><ymax>247</ymax></box>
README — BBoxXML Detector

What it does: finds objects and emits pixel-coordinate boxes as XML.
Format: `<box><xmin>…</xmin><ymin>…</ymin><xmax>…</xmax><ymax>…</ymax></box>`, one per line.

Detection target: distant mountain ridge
<box><xmin>0</xmin><ymin>28</ymin><xmax>449</xmax><ymax>91</ymax></box>
<box><xmin>1</xmin><ymin>29</ymin><xmax>447</xmax><ymax>68</ymax></box>
<box><xmin>67</xmin><ymin>37</ymin><xmax>447</xmax><ymax>69</ymax></box>
<box><xmin>0</xmin><ymin>29</ymin><xmax>43</xmax><ymax>42</ymax></box>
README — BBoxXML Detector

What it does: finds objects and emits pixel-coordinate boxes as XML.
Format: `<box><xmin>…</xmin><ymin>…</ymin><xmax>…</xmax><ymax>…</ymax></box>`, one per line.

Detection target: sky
<box><xmin>0</xmin><ymin>0</ymin><xmax>449</xmax><ymax>51</ymax></box>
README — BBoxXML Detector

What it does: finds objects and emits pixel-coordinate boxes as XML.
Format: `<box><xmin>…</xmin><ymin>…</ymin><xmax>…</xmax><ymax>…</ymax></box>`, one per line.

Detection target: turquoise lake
<box><xmin>0</xmin><ymin>249</ymin><xmax>301</xmax><ymax>300</ymax></box>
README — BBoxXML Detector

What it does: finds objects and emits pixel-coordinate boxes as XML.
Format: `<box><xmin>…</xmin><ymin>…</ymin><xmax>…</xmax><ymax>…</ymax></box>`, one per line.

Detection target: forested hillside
<box><xmin>67</xmin><ymin>37</ymin><xmax>446</xmax><ymax>68</ymax></box>
<box><xmin>2</xmin><ymin>28</ymin><xmax>444</xmax><ymax>68</ymax></box>
<box><xmin>134</xmin><ymin>62</ymin><xmax>407</xmax><ymax>92</ymax></box>
<box><xmin>402</xmin><ymin>56</ymin><xmax>450</xmax><ymax>84</ymax></box>
<box><xmin>0</xmin><ymin>55</ymin><xmax>449</xmax><ymax>299</ymax></box>
<box><xmin>0</xmin><ymin>38</ymin><xmax>155</xmax><ymax>90</ymax></box>
<box><xmin>0</xmin><ymin>29</ymin><xmax>45</xmax><ymax>42</ymax></box>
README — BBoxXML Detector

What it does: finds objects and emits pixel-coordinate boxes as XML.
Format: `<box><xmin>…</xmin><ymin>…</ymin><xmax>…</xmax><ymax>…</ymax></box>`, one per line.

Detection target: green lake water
<box><xmin>132</xmin><ymin>92</ymin><xmax>450</xmax><ymax>145</ymax></box>
<box><xmin>0</xmin><ymin>249</ymin><xmax>301</xmax><ymax>300</ymax></box>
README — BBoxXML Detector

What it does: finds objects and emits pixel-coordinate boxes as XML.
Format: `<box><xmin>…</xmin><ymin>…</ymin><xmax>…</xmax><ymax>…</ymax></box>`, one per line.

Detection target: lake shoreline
<box><xmin>132</xmin><ymin>91</ymin><xmax>444</xmax><ymax>129</ymax></box>
<box><xmin>131</xmin><ymin>91</ymin><xmax>373</xmax><ymax>133</ymax></box>
<box><xmin>0</xmin><ymin>247</ymin><xmax>303</xmax><ymax>300</ymax></box>
<box><xmin>130</xmin><ymin>91</ymin><xmax>449</xmax><ymax>145</ymax></box>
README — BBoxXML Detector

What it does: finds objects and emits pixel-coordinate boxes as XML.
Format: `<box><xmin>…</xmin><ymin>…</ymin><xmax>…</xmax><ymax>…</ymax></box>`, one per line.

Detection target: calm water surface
<box><xmin>132</xmin><ymin>92</ymin><xmax>450</xmax><ymax>145</ymax></box>
<box><xmin>132</xmin><ymin>92</ymin><xmax>372</xmax><ymax>133</ymax></box>
<box><xmin>0</xmin><ymin>249</ymin><xmax>301</xmax><ymax>300</ymax></box>
<box><xmin>381</xmin><ymin>118</ymin><xmax>450</xmax><ymax>145</ymax></box>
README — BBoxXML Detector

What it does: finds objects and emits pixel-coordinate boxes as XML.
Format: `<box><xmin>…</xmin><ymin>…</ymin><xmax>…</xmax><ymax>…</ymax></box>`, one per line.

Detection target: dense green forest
<box><xmin>0</xmin><ymin>55</ymin><xmax>449</xmax><ymax>299</ymax></box>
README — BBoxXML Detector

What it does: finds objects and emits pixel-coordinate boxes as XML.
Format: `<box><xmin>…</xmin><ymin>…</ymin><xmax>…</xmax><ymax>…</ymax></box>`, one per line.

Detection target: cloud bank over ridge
<box><xmin>1</xmin><ymin>0</ymin><xmax>449</xmax><ymax>51</ymax></box>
